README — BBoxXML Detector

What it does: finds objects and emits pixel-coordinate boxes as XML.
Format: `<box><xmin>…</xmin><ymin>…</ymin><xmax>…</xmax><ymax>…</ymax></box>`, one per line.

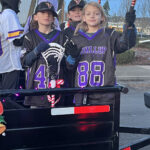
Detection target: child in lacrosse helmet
<box><xmin>21</xmin><ymin>2</ymin><xmax>65</xmax><ymax>108</ymax></box>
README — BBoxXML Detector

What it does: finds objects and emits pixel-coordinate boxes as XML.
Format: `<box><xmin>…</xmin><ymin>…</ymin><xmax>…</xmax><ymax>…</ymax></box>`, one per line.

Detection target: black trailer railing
<box><xmin>0</xmin><ymin>85</ymin><xmax>127</xmax><ymax>97</ymax></box>
<box><xmin>0</xmin><ymin>86</ymin><xmax>124</xmax><ymax>150</ymax></box>
<box><xmin>0</xmin><ymin>86</ymin><xmax>150</xmax><ymax>150</ymax></box>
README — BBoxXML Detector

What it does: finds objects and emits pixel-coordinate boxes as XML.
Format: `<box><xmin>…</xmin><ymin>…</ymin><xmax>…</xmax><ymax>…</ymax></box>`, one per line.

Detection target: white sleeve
<box><xmin>0</xmin><ymin>15</ymin><xmax>2</xmax><ymax>37</ymax></box>
<box><xmin>0</xmin><ymin>28</ymin><xmax>1</xmax><ymax>37</ymax></box>
<box><xmin>3</xmin><ymin>10</ymin><xmax>24</xmax><ymax>42</ymax></box>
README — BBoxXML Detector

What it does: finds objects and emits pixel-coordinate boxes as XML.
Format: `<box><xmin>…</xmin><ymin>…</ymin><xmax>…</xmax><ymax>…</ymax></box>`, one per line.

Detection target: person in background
<box><xmin>61</xmin><ymin>0</ymin><xmax>86</xmax><ymax>106</ymax></box>
<box><xmin>65</xmin><ymin>2</ymin><xmax>136</xmax><ymax>106</ymax></box>
<box><xmin>60</xmin><ymin>0</ymin><xmax>86</xmax><ymax>31</ymax></box>
<box><xmin>0</xmin><ymin>0</ymin><xmax>24</xmax><ymax>108</ymax></box>
<box><xmin>21</xmin><ymin>2</ymin><xmax>65</xmax><ymax>108</ymax></box>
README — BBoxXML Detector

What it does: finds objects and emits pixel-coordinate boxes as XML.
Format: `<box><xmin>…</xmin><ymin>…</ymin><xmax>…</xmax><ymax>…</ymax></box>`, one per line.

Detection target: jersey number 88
<box><xmin>77</xmin><ymin>61</ymin><xmax>105</xmax><ymax>87</ymax></box>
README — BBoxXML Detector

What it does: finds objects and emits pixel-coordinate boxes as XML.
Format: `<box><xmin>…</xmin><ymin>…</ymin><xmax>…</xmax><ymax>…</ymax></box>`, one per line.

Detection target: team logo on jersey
<box><xmin>74</xmin><ymin>0</ymin><xmax>81</xmax><ymax>5</ymax></box>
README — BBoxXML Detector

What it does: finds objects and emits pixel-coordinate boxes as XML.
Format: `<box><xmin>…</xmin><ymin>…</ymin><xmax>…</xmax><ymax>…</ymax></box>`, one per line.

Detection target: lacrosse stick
<box><xmin>124</xmin><ymin>0</ymin><xmax>136</xmax><ymax>28</ymax></box>
<box><xmin>42</xmin><ymin>43</ymin><xmax>65</xmax><ymax>78</ymax></box>
<box><xmin>41</xmin><ymin>43</ymin><xmax>65</xmax><ymax>107</ymax></box>
<box><xmin>98</xmin><ymin>0</ymin><xmax>101</xmax><ymax>4</ymax></box>
<box><xmin>130</xmin><ymin>0</ymin><xmax>136</xmax><ymax>12</ymax></box>
<box><xmin>47</xmin><ymin>79</ymin><xmax>64</xmax><ymax>107</ymax></box>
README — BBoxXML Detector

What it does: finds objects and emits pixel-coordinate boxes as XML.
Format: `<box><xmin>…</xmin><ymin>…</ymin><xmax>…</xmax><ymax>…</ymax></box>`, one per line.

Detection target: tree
<box><xmin>118</xmin><ymin>0</ymin><xmax>131</xmax><ymax>17</ymax></box>
<box><xmin>137</xmin><ymin>0</ymin><xmax>149</xmax><ymax>36</ymax></box>
<box><xmin>147</xmin><ymin>0</ymin><xmax>150</xmax><ymax>16</ymax></box>
<box><xmin>58</xmin><ymin>0</ymin><xmax>64</xmax><ymax>23</ymax></box>
<box><xmin>58</xmin><ymin>0</ymin><xmax>64</xmax><ymax>11</ymax></box>
<box><xmin>103</xmin><ymin>0</ymin><xmax>110</xmax><ymax>17</ymax></box>
<box><xmin>27</xmin><ymin>0</ymin><xmax>36</xmax><ymax>19</ymax></box>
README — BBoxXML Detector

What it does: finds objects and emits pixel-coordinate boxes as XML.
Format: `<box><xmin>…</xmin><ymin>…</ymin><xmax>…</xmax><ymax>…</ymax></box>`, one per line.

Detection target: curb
<box><xmin>117</xmin><ymin>76</ymin><xmax>150</xmax><ymax>81</ymax></box>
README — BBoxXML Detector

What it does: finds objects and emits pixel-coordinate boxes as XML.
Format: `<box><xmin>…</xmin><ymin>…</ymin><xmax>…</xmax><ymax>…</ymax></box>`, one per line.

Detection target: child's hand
<box><xmin>34</xmin><ymin>42</ymin><xmax>50</xmax><ymax>56</ymax></box>
<box><xmin>125</xmin><ymin>10</ymin><xmax>136</xmax><ymax>27</ymax></box>
<box><xmin>65</xmin><ymin>40</ymin><xmax>80</xmax><ymax>58</ymax></box>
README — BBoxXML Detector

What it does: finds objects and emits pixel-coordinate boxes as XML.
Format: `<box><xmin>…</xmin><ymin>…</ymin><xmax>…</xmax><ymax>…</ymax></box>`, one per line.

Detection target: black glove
<box><xmin>13</xmin><ymin>36</ymin><xmax>24</xmax><ymax>46</ymax></box>
<box><xmin>23</xmin><ymin>42</ymin><xmax>50</xmax><ymax>67</ymax></box>
<box><xmin>34</xmin><ymin>42</ymin><xmax>50</xmax><ymax>56</ymax></box>
<box><xmin>65</xmin><ymin>40</ymin><xmax>80</xmax><ymax>58</ymax></box>
<box><xmin>125</xmin><ymin>9</ymin><xmax>136</xmax><ymax>27</ymax></box>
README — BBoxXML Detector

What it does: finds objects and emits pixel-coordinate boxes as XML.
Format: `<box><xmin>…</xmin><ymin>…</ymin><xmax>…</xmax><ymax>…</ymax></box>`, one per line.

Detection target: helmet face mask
<box><xmin>0</xmin><ymin>0</ymin><xmax>21</xmax><ymax>13</ymax></box>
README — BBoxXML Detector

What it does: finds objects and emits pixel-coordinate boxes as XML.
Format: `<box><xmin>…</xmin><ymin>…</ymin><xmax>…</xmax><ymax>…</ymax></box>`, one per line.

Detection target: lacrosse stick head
<box><xmin>41</xmin><ymin>43</ymin><xmax>65</xmax><ymax>81</ymax></box>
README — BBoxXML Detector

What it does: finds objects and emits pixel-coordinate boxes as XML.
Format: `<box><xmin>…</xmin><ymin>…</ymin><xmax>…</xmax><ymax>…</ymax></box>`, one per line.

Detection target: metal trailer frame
<box><xmin>120</xmin><ymin>127</ymin><xmax>150</xmax><ymax>150</ymax></box>
<box><xmin>119</xmin><ymin>92</ymin><xmax>150</xmax><ymax>150</ymax></box>
<box><xmin>0</xmin><ymin>86</ymin><xmax>150</xmax><ymax>150</ymax></box>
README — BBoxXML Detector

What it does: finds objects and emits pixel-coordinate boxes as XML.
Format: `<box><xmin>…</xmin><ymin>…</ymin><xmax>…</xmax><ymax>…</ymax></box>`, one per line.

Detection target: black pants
<box><xmin>0</xmin><ymin>70</ymin><xmax>22</xmax><ymax>109</ymax></box>
<box><xmin>63</xmin><ymin>69</ymin><xmax>75</xmax><ymax>107</ymax></box>
<box><xmin>1</xmin><ymin>70</ymin><xmax>20</xmax><ymax>90</ymax></box>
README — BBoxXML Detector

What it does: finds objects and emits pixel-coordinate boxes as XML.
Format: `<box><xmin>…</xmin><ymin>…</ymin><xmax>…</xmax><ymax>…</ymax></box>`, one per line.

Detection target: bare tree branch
<box><xmin>118</xmin><ymin>0</ymin><xmax>132</xmax><ymax>17</ymax></box>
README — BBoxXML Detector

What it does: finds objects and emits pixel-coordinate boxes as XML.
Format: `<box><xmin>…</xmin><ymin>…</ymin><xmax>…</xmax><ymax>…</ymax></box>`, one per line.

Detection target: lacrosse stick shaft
<box><xmin>125</xmin><ymin>0</ymin><xmax>136</xmax><ymax>27</ymax></box>
<box><xmin>130</xmin><ymin>0</ymin><xmax>136</xmax><ymax>12</ymax></box>
<box><xmin>47</xmin><ymin>79</ymin><xmax>64</xmax><ymax>107</ymax></box>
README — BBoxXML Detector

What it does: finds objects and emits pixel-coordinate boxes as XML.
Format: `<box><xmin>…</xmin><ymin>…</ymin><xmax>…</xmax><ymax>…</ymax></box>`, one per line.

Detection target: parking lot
<box><xmin>116</xmin><ymin>65</ymin><xmax>150</xmax><ymax>149</ymax></box>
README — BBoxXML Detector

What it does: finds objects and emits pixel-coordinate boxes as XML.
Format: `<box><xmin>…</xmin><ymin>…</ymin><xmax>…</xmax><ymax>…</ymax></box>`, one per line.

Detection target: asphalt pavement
<box><xmin>116</xmin><ymin>65</ymin><xmax>150</xmax><ymax>90</ymax></box>
<box><xmin>116</xmin><ymin>65</ymin><xmax>150</xmax><ymax>81</ymax></box>
<box><xmin>117</xmin><ymin>65</ymin><xmax>150</xmax><ymax>150</ymax></box>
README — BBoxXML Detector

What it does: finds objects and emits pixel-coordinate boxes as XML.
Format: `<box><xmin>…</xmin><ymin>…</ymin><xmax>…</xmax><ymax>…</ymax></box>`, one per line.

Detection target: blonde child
<box><xmin>65</xmin><ymin>2</ymin><xmax>136</xmax><ymax>106</ymax></box>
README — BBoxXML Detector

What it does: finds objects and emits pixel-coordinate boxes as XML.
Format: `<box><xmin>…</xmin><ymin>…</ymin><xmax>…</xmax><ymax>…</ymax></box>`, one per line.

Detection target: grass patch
<box><xmin>116</xmin><ymin>50</ymin><xmax>135</xmax><ymax>64</ymax></box>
